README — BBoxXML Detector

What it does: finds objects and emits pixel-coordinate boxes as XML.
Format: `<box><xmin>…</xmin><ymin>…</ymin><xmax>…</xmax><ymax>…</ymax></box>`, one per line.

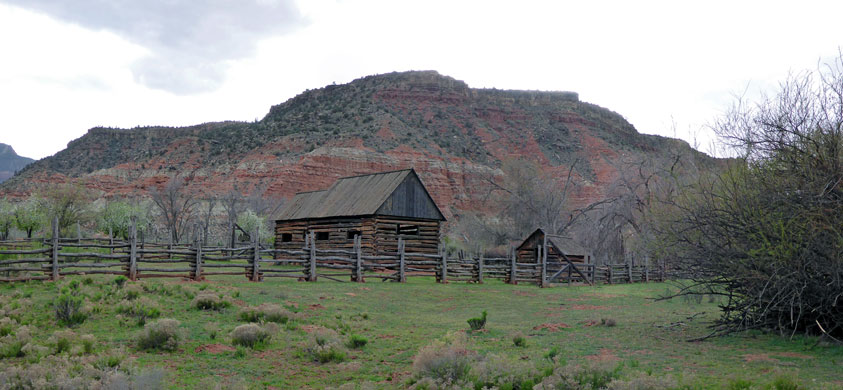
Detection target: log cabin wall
<box><xmin>275</xmin><ymin>216</ymin><xmax>440</xmax><ymax>257</ymax></box>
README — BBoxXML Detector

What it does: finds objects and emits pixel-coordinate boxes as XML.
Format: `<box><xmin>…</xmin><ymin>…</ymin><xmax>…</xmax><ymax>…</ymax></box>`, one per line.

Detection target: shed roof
<box><xmin>275</xmin><ymin>169</ymin><xmax>445</xmax><ymax>221</ymax></box>
<box><xmin>516</xmin><ymin>228</ymin><xmax>590</xmax><ymax>256</ymax></box>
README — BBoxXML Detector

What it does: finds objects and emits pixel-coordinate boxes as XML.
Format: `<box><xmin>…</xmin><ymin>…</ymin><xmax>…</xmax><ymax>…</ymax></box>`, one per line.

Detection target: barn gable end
<box><xmin>376</xmin><ymin>170</ymin><xmax>444</xmax><ymax>220</ymax></box>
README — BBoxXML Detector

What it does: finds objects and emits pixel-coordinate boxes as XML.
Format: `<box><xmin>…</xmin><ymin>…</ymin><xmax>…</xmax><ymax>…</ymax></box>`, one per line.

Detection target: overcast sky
<box><xmin>1</xmin><ymin>0</ymin><xmax>841</xmax><ymax>160</ymax></box>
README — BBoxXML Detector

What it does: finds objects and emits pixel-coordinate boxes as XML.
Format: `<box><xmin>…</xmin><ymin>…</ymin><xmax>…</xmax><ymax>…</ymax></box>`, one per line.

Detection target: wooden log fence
<box><xmin>0</xmin><ymin>228</ymin><xmax>670</xmax><ymax>286</ymax></box>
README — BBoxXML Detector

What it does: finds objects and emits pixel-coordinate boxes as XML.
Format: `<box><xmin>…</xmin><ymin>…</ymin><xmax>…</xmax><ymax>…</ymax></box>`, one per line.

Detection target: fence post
<box><xmin>627</xmin><ymin>261</ymin><xmax>633</xmax><ymax>283</ymax></box>
<box><xmin>509</xmin><ymin>246</ymin><xmax>517</xmax><ymax>284</ymax></box>
<box><xmin>193</xmin><ymin>235</ymin><xmax>203</xmax><ymax>281</ymax></box>
<box><xmin>76</xmin><ymin>221</ymin><xmax>81</xmax><ymax>244</ymax></box>
<box><xmin>354</xmin><ymin>235</ymin><xmax>364</xmax><ymax>282</ymax></box>
<box><xmin>398</xmin><ymin>237</ymin><xmax>406</xmax><ymax>283</ymax></box>
<box><xmin>607</xmin><ymin>264</ymin><xmax>613</xmax><ymax>284</ymax></box>
<box><xmin>308</xmin><ymin>233</ymin><xmax>317</xmax><ymax>282</ymax></box>
<box><xmin>539</xmin><ymin>245</ymin><xmax>547</xmax><ymax>288</ymax></box>
<box><xmin>109</xmin><ymin>226</ymin><xmax>114</xmax><ymax>255</ymax></box>
<box><xmin>251</xmin><ymin>227</ymin><xmax>261</xmax><ymax>282</ymax></box>
<box><xmin>50</xmin><ymin>217</ymin><xmax>59</xmax><ymax>281</ymax></box>
<box><xmin>439</xmin><ymin>249</ymin><xmax>448</xmax><ymax>283</ymax></box>
<box><xmin>129</xmin><ymin>217</ymin><xmax>138</xmax><ymax>281</ymax></box>
<box><xmin>477</xmin><ymin>253</ymin><xmax>484</xmax><ymax>284</ymax></box>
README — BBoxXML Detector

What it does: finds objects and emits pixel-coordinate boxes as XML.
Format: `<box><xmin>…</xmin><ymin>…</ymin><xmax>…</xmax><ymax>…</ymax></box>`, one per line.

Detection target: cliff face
<box><xmin>1</xmin><ymin>71</ymin><xmax>715</xmax><ymax>218</ymax></box>
<box><xmin>0</xmin><ymin>143</ymin><xmax>34</xmax><ymax>184</ymax></box>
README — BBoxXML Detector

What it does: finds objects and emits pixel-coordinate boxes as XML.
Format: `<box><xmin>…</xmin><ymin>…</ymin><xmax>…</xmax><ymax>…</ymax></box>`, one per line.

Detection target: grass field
<box><xmin>0</xmin><ymin>275</ymin><xmax>841</xmax><ymax>389</ymax></box>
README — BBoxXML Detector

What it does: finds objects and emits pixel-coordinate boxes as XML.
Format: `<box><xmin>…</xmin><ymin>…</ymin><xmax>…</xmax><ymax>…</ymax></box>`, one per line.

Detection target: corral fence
<box><xmin>0</xmin><ymin>218</ymin><xmax>667</xmax><ymax>287</ymax></box>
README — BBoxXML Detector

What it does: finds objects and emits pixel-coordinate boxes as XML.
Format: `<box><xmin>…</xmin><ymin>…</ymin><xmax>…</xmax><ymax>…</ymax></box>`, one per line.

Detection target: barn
<box><xmin>516</xmin><ymin>228</ymin><xmax>592</xmax><ymax>265</ymax></box>
<box><xmin>515</xmin><ymin>228</ymin><xmax>593</xmax><ymax>285</ymax></box>
<box><xmin>274</xmin><ymin>169</ymin><xmax>445</xmax><ymax>257</ymax></box>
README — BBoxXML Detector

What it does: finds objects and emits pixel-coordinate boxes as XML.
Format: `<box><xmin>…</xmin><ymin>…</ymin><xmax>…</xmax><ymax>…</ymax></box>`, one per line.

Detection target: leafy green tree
<box><xmin>0</xmin><ymin>199</ymin><xmax>15</xmax><ymax>240</ymax></box>
<box><xmin>13</xmin><ymin>198</ymin><xmax>43</xmax><ymax>238</ymax></box>
<box><xmin>36</xmin><ymin>183</ymin><xmax>93</xmax><ymax>234</ymax></box>
<box><xmin>97</xmin><ymin>200</ymin><xmax>151</xmax><ymax>240</ymax></box>
<box><xmin>236</xmin><ymin>210</ymin><xmax>271</xmax><ymax>243</ymax></box>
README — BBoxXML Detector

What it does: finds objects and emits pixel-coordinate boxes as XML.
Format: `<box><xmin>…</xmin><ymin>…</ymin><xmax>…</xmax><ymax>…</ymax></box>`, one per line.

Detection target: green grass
<box><xmin>0</xmin><ymin>276</ymin><xmax>841</xmax><ymax>388</ymax></box>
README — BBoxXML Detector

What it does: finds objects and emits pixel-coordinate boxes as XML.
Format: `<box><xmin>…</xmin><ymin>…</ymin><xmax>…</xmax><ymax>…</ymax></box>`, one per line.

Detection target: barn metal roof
<box><xmin>275</xmin><ymin>169</ymin><xmax>443</xmax><ymax>221</ymax></box>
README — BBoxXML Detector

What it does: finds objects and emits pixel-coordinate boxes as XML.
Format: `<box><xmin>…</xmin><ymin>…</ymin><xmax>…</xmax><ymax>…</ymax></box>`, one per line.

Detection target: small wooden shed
<box><xmin>516</xmin><ymin>228</ymin><xmax>592</xmax><ymax>265</ymax></box>
<box><xmin>274</xmin><ymin>169</ymin><xmax>445</xmax><ymax>257</ymax></box>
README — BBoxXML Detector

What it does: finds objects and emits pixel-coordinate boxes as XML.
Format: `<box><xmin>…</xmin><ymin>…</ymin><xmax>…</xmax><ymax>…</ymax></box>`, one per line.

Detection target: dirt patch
<box><xmin>585</xmin><ymin>348</ymin><xmax>620</xmax><ymax>363</ymax></box>
<box><xmin>344</xmin><ymin>292</ymin><xmax>357</xmax><ymax>297</ymax></box>
<box><xmin>533</xmin><ymin>323</ymin><xmax>571</xmax><ymax>332</ymax></box>
<box><xmin>195</xmin><ymin>344</ymin><xmax>235</xmax><ymax>354</ymax></box>
<box><xmin>743</xmin><ymin>353</ymin><xmax>779</xmax><ymax>363</ymax></box>
<box><xmin>231</xmin><ymin>299</ymin><xmax>247</xmax><ymax>307</ymax></box>
<box><xmin>513</xmin><ymin>291</ymin><xmax>538</xmax><ymax>297</ymax></box>
<box><xmin>377</xmin><ymin>334</ymin><xmax>397</xmax><ymax>339</ymax></box>
<box><xmin>285</xmin><ymin>301</ymin><xmax>299</xmax><ymax>309</ymax></box>
<box><xmin>583</xmin><ymin>320</ymin><xmax>600</xmax><ymax>327</ymax></box>
<box><xmin>308</xmin><ymin>304</ymin><xmax>326</xmax><ymax>310</ymax></box>
<box><xmin>442</xmin><ymin>305</ymin><xmax>457</xmax><ymax>312</ymax></box>
<box><xmin>300</xmin><ymin>325</ymin><xmax>330</xmax><ymax>334</ymax></box>
<box><xmin>775</xmin><ymin>352</ymin><xmax>813</xmax><ymax>359</ymax></box>
<box><xmin>583</xmin><ymin>292</ymin><xmax>623</xmax><ymax>299</ymax></box>
<box><xmin>570</xmin><ymin>304</ymin><xmax>610</xmax><ymax>310</ymax></box>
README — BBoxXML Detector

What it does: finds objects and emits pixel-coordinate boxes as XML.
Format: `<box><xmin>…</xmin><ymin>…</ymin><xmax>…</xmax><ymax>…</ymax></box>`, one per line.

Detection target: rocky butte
<box><xmin>0</xmin><ymin>143</ymin><xmax>34</xmax><ymax>184</ymax></box>
<box><xmin>0</xmin><ymin>71</ymin><xmax>716</xmax><ymax>220</ymax></box>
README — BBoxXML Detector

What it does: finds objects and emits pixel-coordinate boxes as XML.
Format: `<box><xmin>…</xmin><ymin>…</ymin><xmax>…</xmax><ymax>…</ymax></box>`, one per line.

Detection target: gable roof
<box><xmin>516</xmin><ymin>228</ymin><xmax>589</xmax><ymax>256</ymax></box>
<box><xmin>276</xmin><ymin>169</ymin><xmax>445</xmax><ymax>221</ymax></box>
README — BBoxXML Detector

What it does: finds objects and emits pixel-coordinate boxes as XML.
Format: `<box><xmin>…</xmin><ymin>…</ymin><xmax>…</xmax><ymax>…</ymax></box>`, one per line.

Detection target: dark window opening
<box><xmin>347</xmin><ymin>230</ymin><xmax>361</xmax><ymax>240</ymax></box>
<box><xmin>316</xmin><ymin>231</ymin><xmax>330</xmax><ymax>241</ymax></box>
<box><xmin>281</xmin><ymin>233</ymin><xmax>293</xmax><ymax>242</ymax></box>
<box><xmin>397</xmin><ymin>224</ymin><xmax>419</xmax><ymax>236</ymax></box>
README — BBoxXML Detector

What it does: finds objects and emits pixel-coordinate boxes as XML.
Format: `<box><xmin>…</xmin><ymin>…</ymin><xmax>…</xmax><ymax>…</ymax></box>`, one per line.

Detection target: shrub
<box><xmin>238</xmin><ymin>303</ymin><xmax>295</xmax><ymax>324</ymax></box>
<box><xmin>536</xmin><ymin>363</ymin><xmax>621</xmax><ymax>390</ymax></box>
<box><xmin>304</xmin><ymin>328</ymin><xmax>347</xmax><ymax>363</ymax></box>
<box><xmin>412</xmin><ymin>333</ymin><xmax>474</xmax><ymax>385</ymax></box>
<box><xmin>137</xmin><ymin>318</ymin><xmax>182</xmax><ymax>351</ymax></box>
<box><xmin>116</xmin><ymin>298</ymin><xmax>161</xmax><ymax>326</ymax></box>
<box><xmin>49</xmin><ymin>330</ymin><xmax>76</xmax><ymax>354</ymax></box>
<box><xmin>231</xmin><ymin>323</ymin><xmax>271</xmax><ymax>349</ymax></box>
<box><xmin>80</xmin><ymin>334</ymin><xmax>95</xmax><ymax>354</ymax></box>
<box><xmin>512</xmin><ymin>331</ymin><xmax>527</xmax><ymax>347</ymax></box>
<box><xmin>113</xmin><ymin>275</ymin><xmax>128</xmax><ymax>288</ymax></box>
<box><xmin>471</xmin><ymin>353</ymin><xmax>540</xmax><ymax>390</ymax></box>
<box><xmin>467</xmin><ymin>310</ymin><xmax>487</xmax><ymax>331</ymax></box>
<box><xmin>0</xmin><ymin>325</ymin><xmax>30</xmax><ymax>359</ymax></box>
<box><xmin>192</xmin><ymin>292</ymin><xmax>231</xmax><ymax>311</ymax></box>
<box><xmin>601</xmin><ymin>318</ymin><xmax>617</xmax><ymax>327</ymax></box>
<box><xmin>346</xmin><ymin>334</ymin><xmax>368</xmax><ymax>349</ymax></box>
<box><xmin>54</xmin><ymin>293</ymin><xmax>87</xmax><ymax>327</ymax></box>
<box><xmin>0</xmin><ymin>317</ymin><xmax>17</xmax><ymax>337</ymax></box>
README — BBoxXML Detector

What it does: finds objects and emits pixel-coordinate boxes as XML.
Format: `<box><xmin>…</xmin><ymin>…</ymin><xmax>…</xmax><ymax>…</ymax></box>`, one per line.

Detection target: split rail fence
<box><xmin>0</xmin><ymin>219</ymin><xmax>667</xmax><ymax>286</ymax></box>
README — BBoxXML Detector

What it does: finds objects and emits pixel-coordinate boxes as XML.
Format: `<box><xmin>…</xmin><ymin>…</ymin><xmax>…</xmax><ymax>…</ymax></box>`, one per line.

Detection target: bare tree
<box><xmin>654</xmin><ymin>54</ymin><xmax>843</xmax><ymax>340</ymax></box>
<box><xmin>220</xmin><ymin>188</ymin><xmax>246</xmax><ymax>247</ymax></box>
<box><xmin>150</xmin><ymin>177</ymin><xmax>199</xmax><ymax>244</ymax></box>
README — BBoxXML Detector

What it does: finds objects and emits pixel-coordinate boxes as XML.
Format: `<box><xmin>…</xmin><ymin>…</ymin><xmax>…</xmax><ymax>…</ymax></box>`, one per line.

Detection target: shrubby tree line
<box><xmin>0</xmin><ymin>177</ymin><xmax>283</xmax><ymax>246</ymax></box>
<box><xmin>448</xmin><ymin>54</ymin><xmax>843</xmax><ymax>341</ymax></box>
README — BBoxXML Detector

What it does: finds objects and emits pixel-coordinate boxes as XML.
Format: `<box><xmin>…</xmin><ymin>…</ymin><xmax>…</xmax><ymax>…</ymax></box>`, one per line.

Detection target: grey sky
<box><xmin>2</xmin><ymin>0</ymin><xmax>307</xmax><ymax>93</ymax></box>
<box><xmin>1</xmin><ymin>1</ymin><xmax>841</xmax><ymax>160</ymax></box>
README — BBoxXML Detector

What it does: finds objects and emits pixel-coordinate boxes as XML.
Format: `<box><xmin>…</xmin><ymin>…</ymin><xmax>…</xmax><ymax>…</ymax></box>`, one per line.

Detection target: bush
<box><xmin>601</xmin><ymin>318</ymin><xmax>617</xmax><ymax>327</ymax></box>
<box><xmin>0</xmin><ymin>354</ymin><xmax>163</xmax><ymax>389</ymax></box>
<box><xmin>471</xmin><ymin>353</ymin><xmax>540</xmax><ymax>390</ymax></box>
<box><xmin>346</xmin><ymin>334</ymin><xmax>368</xmax><ymax>349</ymax></box>
<box><xmin>113</xmin><ymin>275</ymin><xmax>128</xmax><ymax>288</ymax></box>
<box><xmin>467</xmin><ymin>310</ymin><xmax>487</xmax><ymax>331</ymax></box>
<box><xmin>116</xmin><ymin>298</ymin><xmax>161</xmax><ymax>326</ymax></box>
<box><xmin>49</xmin><ymin>330</ymin><xmax>76</xmax><ymax>354</ymax></box>
<box><xmin>304</xmin><ymin>328</ymin><xmax>347</xmax><ymax>363</ymax></box>
<box><xmin>0</xmin><ymin>325</ymin><xmax>30</xmax><ymax>359</ymax></box>
<box><xmin>54</xmin><ymin>293</ymin><xmax>87</xmax><ymax>327</ymax></box>
<box><xmin>412</xmin><ymin>333</ymin><xmax>474</xmax><ymax>385</ymax></box>
<box><xmin>536</xmin><ymin>363</ymin><xmax>621</xmax><ymax>390</ymax></box>
<box><xmin>238</xmin><ymin>303</ymin><xmax>295</xmax><ymax>324</ymax></box>
<box><xmin>231</xmin><ymin>323</ymin><xmax>271</xmax><ymax>349</ymax></box>
<box><xmin>512</xmin><ymin>332</ymin><xmax>527</xmax><ymax>347</ymax></box>
<box><xmin>192</xmin><ymin>292</ymin><xmax>231</xmax><ymax>311</ymax></box>
<box><xmin>137</xmin><ymin>318</ymin><xmax>182</xmax><ymax>351</ymax></box>
<box><xmin>606</xmin><ymin>372</ymin><xmax>678</xmax><ymax>390</ymax></box>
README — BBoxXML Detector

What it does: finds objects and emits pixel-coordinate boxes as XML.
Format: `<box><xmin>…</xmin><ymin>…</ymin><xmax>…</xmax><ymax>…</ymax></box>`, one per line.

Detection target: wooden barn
<box><xmin>274</xmin><ymin>169</ymin><xmax>445</xmax><ymax>257</ymax></box>
<box><xmin>516</xmin><ymin>228</ymin><xmax>592</xmax><ymax>266</ymax></box>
